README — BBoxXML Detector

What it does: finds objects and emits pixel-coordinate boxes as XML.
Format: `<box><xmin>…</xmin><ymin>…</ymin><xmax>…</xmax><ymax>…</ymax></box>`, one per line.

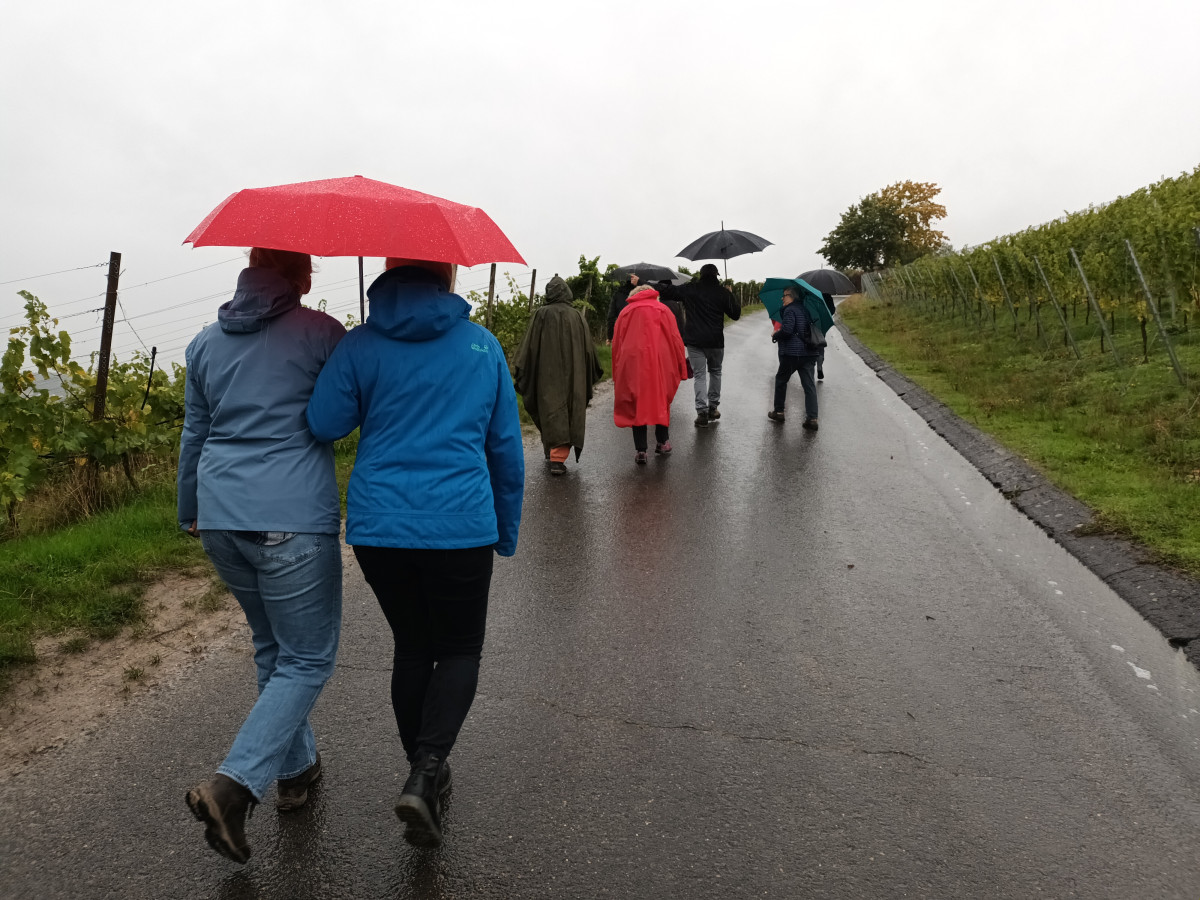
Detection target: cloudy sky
<box><xmin>3</xmin><ymin>0</ymin><xmax>1198</xmax><ymax>366</ymax></box>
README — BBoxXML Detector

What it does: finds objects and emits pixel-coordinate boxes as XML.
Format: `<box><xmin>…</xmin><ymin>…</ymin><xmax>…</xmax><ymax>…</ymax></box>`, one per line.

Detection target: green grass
<box><xmin>0</xmin><ymin>476</ymin><xmax>210</xmax><ymax>681</ymax></box>
<box><xmin>839</xmin><ymin>295</ymin><xmax>1200</xmax><ymax>574</ymax></box>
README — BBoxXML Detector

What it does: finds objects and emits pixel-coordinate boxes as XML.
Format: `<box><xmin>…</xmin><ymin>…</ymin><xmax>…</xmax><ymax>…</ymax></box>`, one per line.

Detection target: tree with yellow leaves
<box><xmin>819</xmin><ymin>181</ymin><xmax>948</xmax><ymax>271</ymax></box>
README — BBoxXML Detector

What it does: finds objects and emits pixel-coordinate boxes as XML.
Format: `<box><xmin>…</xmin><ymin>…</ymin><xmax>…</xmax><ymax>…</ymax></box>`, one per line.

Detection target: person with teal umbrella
<box><xmin>758</xmin><ymin>278</ymin><xmax>833</xmax><ymax>429</ymax></box>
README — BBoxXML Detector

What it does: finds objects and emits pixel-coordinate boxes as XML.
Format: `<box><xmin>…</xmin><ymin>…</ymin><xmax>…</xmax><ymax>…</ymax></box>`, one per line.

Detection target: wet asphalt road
<box><xmin>4</xmin><ymin>312</ymin><xmax>1200</xmax><ymax>899</ymax></box>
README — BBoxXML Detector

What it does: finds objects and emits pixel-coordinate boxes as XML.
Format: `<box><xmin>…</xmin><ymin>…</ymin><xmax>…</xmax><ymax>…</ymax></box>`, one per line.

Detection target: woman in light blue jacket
<box><xmin>178</xmin><ymin>248</ymin><xmax>345</xmax><ymax>864</ymax></box>
<box><xmin>307</xmin><ymin>257</ymin><xmax>524</xmax><ymax>849</ymax></box>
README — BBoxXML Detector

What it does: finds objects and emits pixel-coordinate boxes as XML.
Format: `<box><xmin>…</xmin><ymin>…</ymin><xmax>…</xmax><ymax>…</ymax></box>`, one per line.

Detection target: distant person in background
<box><xmin>306</xmin><ymin>257</ymin><xmax>524</xmax><ymax>849</ymax></box>
<box><xmin>818</xmin><ymin>291</ymin><xmax>837</xmax><ymax>381</ymax></box>
<box><xmin>656</xmin><ymin>263</ymin><xmax>740</xmax><ymax>426</ymax></box>
<box><xmin>514</xmin><ymin>274</ymin><xmax>604</xmax><ymax>475</ymax></box>
<box><xmin>179</xmin><ymin>247</ymin><xmax>346</xmax><ymax>865</ymax></box>
<box><xmin>767</xmin><ymin>286</ymin><xmax>820</xmax><ymax>430</ymax></box>
<box><xmin>612</xmin><ymin>283</ymin><xmax>689</xmax><ymax>463</ymax></box>
<box><xmin>605</xmin><ymin>274</ymin><xmax>637</xmax><ymax>343</ymax></box>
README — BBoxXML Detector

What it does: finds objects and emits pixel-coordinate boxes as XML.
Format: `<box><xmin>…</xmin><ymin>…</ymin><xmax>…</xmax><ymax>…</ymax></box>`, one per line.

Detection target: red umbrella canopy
<box><xmin>184</xmin><ymin>175</ymin><xmax>525</xmax><ymax>265</ymax></box>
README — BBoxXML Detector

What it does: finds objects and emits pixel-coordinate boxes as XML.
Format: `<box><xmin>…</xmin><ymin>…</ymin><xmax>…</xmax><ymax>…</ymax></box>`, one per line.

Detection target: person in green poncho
<box><xmin>513</xmin><ymin>275</ymin><xmax>604</xmax><ymax>475</ymax></box>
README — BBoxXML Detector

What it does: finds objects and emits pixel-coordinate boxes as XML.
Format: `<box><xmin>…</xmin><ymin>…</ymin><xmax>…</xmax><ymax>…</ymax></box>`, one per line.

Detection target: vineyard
<box><xmin>842</xmin><ymin>168</ymin><xmax>1200</xmax><ymax>573</ymax></box>
<box><xmin>863</xmin><ymin>167</ymin><xmax>1200</xmax><ymax>381</ymax></box>
<box><xmin>1</xmin><ymin>291</ymin><xmax>186</xmax><ymax>532</ymax></box>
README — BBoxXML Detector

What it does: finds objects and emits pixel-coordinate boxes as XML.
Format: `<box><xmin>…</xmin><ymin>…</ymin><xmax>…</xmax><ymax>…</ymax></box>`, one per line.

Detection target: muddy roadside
<box><xmin>0</xmin><ymin>572</ymin><xmax>247</xmax><ymax>784</ymax></box>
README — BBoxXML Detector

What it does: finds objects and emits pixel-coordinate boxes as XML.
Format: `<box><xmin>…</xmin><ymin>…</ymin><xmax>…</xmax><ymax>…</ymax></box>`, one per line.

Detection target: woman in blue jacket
<box><xmin>307</xmin><ymin>258</ymin><xmax>524</xmax><ymax>849</ymax></box>
<box><xmin>179</xmin><ymin>248</ymin><xmax>346</xmax><ymax>864</ymax></box>
<box><xmin>768</xmin><ymin>286</ymin><xmax>821</xmax><ymax>430</ymax></box>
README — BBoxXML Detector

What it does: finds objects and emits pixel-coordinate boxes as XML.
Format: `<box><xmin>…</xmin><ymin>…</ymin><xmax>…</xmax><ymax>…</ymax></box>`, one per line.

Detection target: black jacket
<box><xmin>606</xmin><ymin>282</ymin><xmax>634</xmax><ymax>340</ymax></box>
<box><xmin>657</xmin><ymin>275</ymin><xmax>740</xmax><ymax>348</ymax></box>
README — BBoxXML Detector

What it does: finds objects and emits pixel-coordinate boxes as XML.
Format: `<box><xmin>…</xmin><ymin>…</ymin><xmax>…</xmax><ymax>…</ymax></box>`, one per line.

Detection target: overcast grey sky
<box><xmin>3</xmin><ymin>0</ymin><xmax>1198</xmax><ymax>366</ymax></box>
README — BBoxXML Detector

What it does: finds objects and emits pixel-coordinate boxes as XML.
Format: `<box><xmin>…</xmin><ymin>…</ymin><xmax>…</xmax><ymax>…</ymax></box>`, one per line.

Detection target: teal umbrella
<box><xmin>759</xmin><ymin>277</ymin><xmax>835</xmax><ymax>330</ymax></box>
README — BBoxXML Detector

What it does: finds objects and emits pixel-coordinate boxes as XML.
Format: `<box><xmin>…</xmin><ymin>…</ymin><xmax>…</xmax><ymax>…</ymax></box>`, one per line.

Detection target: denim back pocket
<box><xmin>259</xmin><ymin>532</ymin><xmax>323</xmax><ymax>565</ymax></box>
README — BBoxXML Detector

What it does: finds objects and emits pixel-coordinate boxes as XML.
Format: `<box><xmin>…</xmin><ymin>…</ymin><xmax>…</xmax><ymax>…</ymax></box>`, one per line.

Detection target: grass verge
<box><xmin>0</xmin><ymin>476</ymin><xmax>210</xmax><ymax>685</ymax></box>
<box><xmin>838</xmin><ymin>295</ymin><xmax>1200</xmax><ymax>575</ymax></box>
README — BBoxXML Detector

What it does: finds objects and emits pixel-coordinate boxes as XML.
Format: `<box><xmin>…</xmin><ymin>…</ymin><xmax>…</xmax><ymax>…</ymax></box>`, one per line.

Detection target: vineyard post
<box><xmin>1069</xmin><ymin>248</ymin><xmax>1121</xmax><ymax>367</ymax></box>
<box><xmin>1125</xmin><ymin>240</ymin><xmax>1186</xmax><ymax>386</ymax></box>
<box><xmin>485</xmin><ymin>263</ymin><xmax>497</xmax><ymax>330</ymax></box>
<box><xmin>965</xmin><ymin>261</ymin><xmax>991</xmax><ymax>333</ymax></box>
<box><xmin>901</xmin><ymin>267</ymin><xmax>921</xmax><ymax>315</ymax></box>
<box><xmin>939</xmin><ymin>266</ymin><xmax>961</xmax><ymax>323</ymax></box>
<box><xmin>92</xmin><ymin>251</ymin><xmax>122</xmax><ymax>422</ymax></box>
<box><xmin>1034</xmin><ymin>255</ymin><xmax>1082</xmax><ymax>360</ymax></box>
<box><xmin>990</xmin><ymin>253</ymin><xmax>1020</xmax><ymax>333</ymax></box>
<box><xmin>949</xmin><ymin>264</ymin><xmax>979</xmax><ymax>328</ymax></box>
<box><xmin>528</xmin><ymin>269</ymin><xmax>537</xmax><ymax>312</ymax></box>
<box><xmin>1017</xmin><ymin>275</ymin><xmax>1051</xmax><ymax>351</ymax></box>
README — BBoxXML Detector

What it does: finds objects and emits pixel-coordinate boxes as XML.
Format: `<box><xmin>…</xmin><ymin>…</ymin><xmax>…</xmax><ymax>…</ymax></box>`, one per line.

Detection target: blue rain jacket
<box><xmin>306</xmin><ymin>267</ymin><xmax>525</xmax><ymax>556</ymax></box>
<box><xmin>177</xmin><ymin>267</ymin><xmax>347</xmax><ymax>533</ymax></box>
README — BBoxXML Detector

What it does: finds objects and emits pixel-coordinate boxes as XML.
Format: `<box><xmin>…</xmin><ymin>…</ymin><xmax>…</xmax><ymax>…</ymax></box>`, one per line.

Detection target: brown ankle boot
<box><xmin>186</xmin><ymin>774</ymin><xmax>256</xmax><ymax>864</ymax></box>
<box><xmin>276</xmin><ymin>754</ymin><xmax>322</xmax><ymax>812</ymax></box>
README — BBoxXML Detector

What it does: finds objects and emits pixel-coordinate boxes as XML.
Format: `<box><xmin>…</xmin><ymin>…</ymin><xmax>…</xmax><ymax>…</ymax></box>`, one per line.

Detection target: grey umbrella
<box><xmin>608</xmin><ymin>263</ymin><xmax>691</xmax><ymax>285</ymax></box>
<box><xmin>798</xmin><ymin>268</ymin><xmax>857</xmax><ymax>295</ymax></box>
<box><xmin>676</xmin><ymin>221</ymin><xmax>773</xmax><ymax>278</ymax></box>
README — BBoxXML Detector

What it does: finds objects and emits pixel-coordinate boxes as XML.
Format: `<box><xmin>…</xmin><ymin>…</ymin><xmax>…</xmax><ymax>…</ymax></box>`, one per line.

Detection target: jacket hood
<box><xmin>544</xmin><ymin>275</ymin><xmax>572</xmax><ymax>304</ymax></box>
<box><xmin>218</xmin><ymin>267</ymin><xmax>301</xmax><ymax>333</ymax></box>
<box><xmin>365</xmin><ymin>265</ymin><xmax>471</xmax><ymax>341</ymax></box>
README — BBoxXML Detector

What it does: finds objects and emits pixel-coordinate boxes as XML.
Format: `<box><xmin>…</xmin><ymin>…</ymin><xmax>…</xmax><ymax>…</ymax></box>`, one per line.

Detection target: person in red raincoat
<box><xmin>612</xmin><ymin>283</ymin><xmax>689</xmax><ymax>464</ymax></box>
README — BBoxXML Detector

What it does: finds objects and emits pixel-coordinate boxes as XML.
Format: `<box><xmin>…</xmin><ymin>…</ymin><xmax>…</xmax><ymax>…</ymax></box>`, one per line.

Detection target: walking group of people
<box><xmin>516</xmin><ymin>262</ymin><xmax>835</xmax><ymax>470</ymax></box>
<box><xmin>177</xmin><ymin>250</ymin><xmax>833</xmax><ymax>865</ymax></box>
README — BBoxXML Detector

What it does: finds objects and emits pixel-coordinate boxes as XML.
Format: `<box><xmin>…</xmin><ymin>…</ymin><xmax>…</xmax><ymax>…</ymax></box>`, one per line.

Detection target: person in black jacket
<box><xmin>605</xmin><ymin>276</ymin><xmax>636</xmax><ymax>343</ymax></box>
<box><xmin>818</xmin><ymin>292</ymin><xmax>837</xmax><ymax>381</ymax></box>
<box><xmin>767</xmin><ymin>287</ymin><xmax>820</xmax><ymax>429</ymax></box>
<box><xmin>656</xmin><ymin>264</ymin><xmax>740</xmax><ymax>427</ymax></box>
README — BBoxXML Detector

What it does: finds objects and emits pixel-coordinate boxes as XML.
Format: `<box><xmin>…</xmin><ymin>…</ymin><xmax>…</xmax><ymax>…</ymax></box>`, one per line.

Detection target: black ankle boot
<box><xmin>395</xmin><ymin>753</ymin><xmax>447</xmax><ymax>848</ymax></box>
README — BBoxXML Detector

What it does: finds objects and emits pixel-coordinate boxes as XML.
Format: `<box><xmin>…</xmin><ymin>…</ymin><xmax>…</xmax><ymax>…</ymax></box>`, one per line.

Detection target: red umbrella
<box><xmin>184</xmin><ymin>175</ymin><xmax>526</xmax><ymax>318</ymax></box>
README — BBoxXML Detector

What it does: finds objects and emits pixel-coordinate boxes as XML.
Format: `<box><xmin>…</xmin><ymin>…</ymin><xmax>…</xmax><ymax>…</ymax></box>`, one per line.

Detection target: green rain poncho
<box><xmin>513</xmin><ymin>276</ymin><xmax>603</xmax><ymax>459</ymax></box>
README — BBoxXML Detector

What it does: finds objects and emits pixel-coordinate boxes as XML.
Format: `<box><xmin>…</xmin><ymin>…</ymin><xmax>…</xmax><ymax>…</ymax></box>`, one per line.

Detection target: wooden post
<box><xmin>1069</xmin><ymin>248</ymin><xmax>1121</xmax><ymax>366</ymax></box>
<box><xmin>92</xmin><ymin>251</ymin><xmax>121</xmax><ymax>422</ymax></box>
<box><xmin>990</xmin><ymin>253</ymin><xmax>1021</xmax><ymax>331</ymax></box>
<box><xmin>486</xmin><ymin>263</ymin><xmax>497</xmax><ymax>329</ymax></box>
<box><xmin>1126</xmin><ymin>239</ymin><xmax>1186</xmax><ymax>386</ymax></box>
<box><xmin>529</xmin><ymin>269</ymin><xmax>537</xmax><ymax>311</ymax></box>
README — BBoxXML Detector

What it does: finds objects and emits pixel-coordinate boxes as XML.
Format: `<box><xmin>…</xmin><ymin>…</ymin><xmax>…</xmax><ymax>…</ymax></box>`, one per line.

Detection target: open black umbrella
<box><xmin>677</xmin><ymin>222</ymin><xmax>773</xmax><ymax>278</ymax></box>
<box><xmin>798</xmin><ymin>268</ymin><xmax>856</xmax><ymax>295</ymax></box>
<box><xmin>608</xmin><ymin>262</ymin><xmax>690</xmax><ymax>285</ymax></box>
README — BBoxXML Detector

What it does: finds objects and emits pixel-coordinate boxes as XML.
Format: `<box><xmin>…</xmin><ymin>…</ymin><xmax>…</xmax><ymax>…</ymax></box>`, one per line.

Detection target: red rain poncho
<box><xmin>611</xmin><ymin>288</ymin><xmax>689</xmax><ymax>427</ymax></box>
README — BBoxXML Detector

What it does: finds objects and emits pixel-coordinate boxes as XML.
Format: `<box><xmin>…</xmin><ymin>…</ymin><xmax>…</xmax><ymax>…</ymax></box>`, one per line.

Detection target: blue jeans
<box><xmin>200</xmin><ymin>530</ymin><xmax>343</xmax><ymax>800</ymax></box>
<box><xmin>773</xmin><ymin>354</ymin><xmax>818</xmax><ymax>420</ymax></box>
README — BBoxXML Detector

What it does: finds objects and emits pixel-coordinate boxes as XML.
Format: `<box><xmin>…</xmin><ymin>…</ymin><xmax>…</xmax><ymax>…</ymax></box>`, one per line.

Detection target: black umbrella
<box><xmin>798</xmin><ymin>268</ymin><xmax>856</xmax><ymax>295</ymax></box>
<box><xmin>676</xmin><ymin>222</ymin><xmax>773</xmax><ymax>278</ymax></box>
<box><xmin>608</xmin><ymin>262</ymin><xmax>690</xmax><ymax>285</ymax></box>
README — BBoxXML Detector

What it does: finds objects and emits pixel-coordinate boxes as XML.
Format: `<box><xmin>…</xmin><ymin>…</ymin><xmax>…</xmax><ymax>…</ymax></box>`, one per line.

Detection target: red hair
<box><xmin>249</xmin><ymin>247</ymin><xmax>313</xmax><ymax>296</ymax></box>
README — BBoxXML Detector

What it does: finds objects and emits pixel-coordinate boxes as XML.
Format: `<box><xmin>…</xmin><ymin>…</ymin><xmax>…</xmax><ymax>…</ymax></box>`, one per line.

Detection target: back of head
<box><xmin>385</xmin><ymin>258</ymin><xmax>457</xmax><ymax>292</ymax></box>
<box><xmin>699</xmin><ymin>263</ymin><xmax>720</xmax><ymax>282</ymax></box>
<box><xmin>629</xmin><ymin>284</ymin><xmax>658</xmax><ymax>300</ymax></box>
<box><xmin>544</xmin><ymin>275</ymin><xmax>573</xmax><ymax>304</ymax></box>
<box><xmin>249</xmin><ymin>247</ymin><xmax>313</xmax><ymax>296</ymax></box>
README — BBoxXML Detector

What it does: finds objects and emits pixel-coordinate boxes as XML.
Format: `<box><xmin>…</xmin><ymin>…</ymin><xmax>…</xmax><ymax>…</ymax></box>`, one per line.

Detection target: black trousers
<box><xmin>632</xmin><ymin>424</ymin><xmax>669</xmax><ymax>451</ymax></box>
<box><xmin>353</xmin><ymin>545</ymin><xmax>493</xmax><ymax>763</ymax></box>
